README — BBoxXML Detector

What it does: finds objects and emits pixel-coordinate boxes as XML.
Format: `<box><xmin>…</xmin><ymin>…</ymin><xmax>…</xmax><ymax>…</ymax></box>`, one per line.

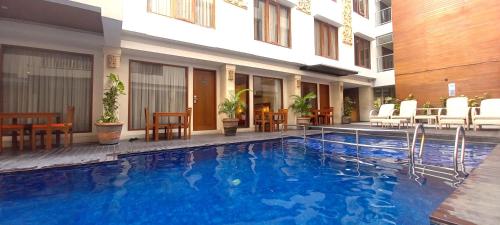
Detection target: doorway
<box><xmin>193</xmin><ymin>68</ymin><xmax>217</xmax><ymax>131</ymax></box>
<box><xmin>343</xmin><ymin>88</ymin><xmax>360</xmax><ymax>122</ymax></box>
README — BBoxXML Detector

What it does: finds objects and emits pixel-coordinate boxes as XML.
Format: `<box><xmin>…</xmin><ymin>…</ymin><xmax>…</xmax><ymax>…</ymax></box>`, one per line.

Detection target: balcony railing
<box><xmin>377</xmin><ymin>54</ymin><xmax>394</xmax><ymax>72</ymax></box>
<box><xmin>376</xmin><ymin>7</ymin><xmax>392</xmax><ymax>25</ymax></box>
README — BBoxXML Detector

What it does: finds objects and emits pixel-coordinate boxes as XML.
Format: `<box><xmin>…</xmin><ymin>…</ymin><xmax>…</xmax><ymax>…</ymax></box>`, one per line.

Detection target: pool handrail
<box><xmin>453</xmin><ymin>125</ymin><xmax>467</xmax><ymax>174</ymax></box>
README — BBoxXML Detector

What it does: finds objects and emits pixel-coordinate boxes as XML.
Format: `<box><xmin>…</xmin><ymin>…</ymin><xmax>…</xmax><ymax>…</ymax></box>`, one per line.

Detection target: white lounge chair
<box><xmin>438</xmin><ymin>97</ymin><xmax>470</xmax><ymax>130</ymax></box>
<box><xmin>391</xmin><ymin>100</ymin><xmax>417</xmax><ymax>128</ymax></box>
<box><xmin>370</xmin><ymin>104</ymin><xmax>395</xmax><ymax>127</ymax></box>
<box><xmin>472</xmin><ymin>99</ymin><xmax>500</xmax><ymax>131</ymax></box>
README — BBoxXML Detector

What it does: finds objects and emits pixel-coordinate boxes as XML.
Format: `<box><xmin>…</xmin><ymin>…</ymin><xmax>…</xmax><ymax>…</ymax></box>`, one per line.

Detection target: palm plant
<box><xmin>289</xmin><ymin>92</ymin><xmax>317</xmax><ymax>117</ymax></box>
<box><xmin>218</xmin><ymin>89</ymin><xmax>251</xmax><ymax>118</ymax></box>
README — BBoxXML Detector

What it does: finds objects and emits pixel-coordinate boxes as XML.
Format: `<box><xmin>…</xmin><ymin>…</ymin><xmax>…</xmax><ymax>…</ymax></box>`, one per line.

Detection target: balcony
<box><xmin>376</xmin><ymin>7</ymin><xmax>392</xmax><ymax>25</ymax></box>
<box><xmin>377</xmin><ymin>54</ymin><xmax>393</xmax><ymax>72</ymax></box>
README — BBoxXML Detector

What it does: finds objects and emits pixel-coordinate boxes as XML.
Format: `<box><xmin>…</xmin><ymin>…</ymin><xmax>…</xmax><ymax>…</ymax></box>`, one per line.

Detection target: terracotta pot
<box><xmin>342</xmin><ymin>116</ymin><xmax>351</xmax><ymax>124</ymax></box>
<box><xmin>95</xmin><ymin>122</ymin><xmax>123</xmax><ymax>145</ymax></box>
<box><xmin>296</xmin><ymin>117</ymin><xmax>311</xmax><ymax>126</ymax></box>
<box><xmin>222</xmin><ymin>118</ymin><xmax>239</xmax><ymax>136</ymax></box>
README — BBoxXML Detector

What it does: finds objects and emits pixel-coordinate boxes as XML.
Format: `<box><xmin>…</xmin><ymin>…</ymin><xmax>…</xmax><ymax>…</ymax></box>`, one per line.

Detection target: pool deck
<box><xmin>1</xmin><ymin>124</ymin><xmax>500</xmax><ymax>224</ymax></box>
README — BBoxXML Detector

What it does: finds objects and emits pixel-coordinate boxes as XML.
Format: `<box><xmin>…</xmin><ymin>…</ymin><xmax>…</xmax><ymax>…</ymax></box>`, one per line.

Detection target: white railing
<box><xmin>377</xmin><ymin>7</ymin><xmax>392</xmax><ymax>25</ymax></box>
<box><xmin>377</xmin><ymin>54</ymin><xmax>394</xmax><ymax>72</ymax></box>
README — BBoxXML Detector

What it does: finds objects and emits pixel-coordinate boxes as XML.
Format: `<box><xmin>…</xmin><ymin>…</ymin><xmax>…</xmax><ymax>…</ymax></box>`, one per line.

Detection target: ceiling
<box><xmin>0</xmin><ymin>0</ymin><xmax>103</xmax><ymax>34</ymax></box>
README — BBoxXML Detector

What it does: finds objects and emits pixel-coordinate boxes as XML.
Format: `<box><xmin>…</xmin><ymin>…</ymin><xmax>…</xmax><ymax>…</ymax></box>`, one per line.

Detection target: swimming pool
<box><xmin>0</xmin><ymin>137</ymin><xmax>494</xmax><ymax>225</ymax></box>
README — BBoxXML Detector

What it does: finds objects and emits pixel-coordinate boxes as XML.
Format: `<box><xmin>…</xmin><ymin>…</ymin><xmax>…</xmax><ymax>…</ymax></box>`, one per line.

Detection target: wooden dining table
<box><xmin>153</xmin><ymin>112</ymin><xmax>189</xmax><ymax>141</ymax></box>
<box><xmin>0</xmin><ymin>112</ymin><xmax>60</xmax><ymax>150</ymax></box>
<box><xmin>311</xmin><ymin>108</ymin><xmax>334</xmax><ymax>125</ymax></box>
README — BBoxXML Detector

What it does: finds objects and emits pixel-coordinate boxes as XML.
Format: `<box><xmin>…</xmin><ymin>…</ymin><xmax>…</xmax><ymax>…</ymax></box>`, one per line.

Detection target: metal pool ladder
<box><xmin>281</xmin><ymin>124</ymin><xmax>469</xmax><ymax>182</ymax></box>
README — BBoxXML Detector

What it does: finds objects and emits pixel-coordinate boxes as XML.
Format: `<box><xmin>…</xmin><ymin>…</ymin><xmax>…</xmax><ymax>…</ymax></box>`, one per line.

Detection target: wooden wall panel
<box><xmin>393</xmin><ymin>0</ymin><xmax>500</xmax><ymax>104</ymax></box>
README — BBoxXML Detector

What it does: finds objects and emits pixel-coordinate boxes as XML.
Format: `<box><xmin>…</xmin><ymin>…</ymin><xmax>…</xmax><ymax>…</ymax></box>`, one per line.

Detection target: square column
<box><xmin>358</xmin><ymin>86</ymin><xmax>374</xmax><ymax>122</ymax></box>
<box><xmin>218</xmin><ymin>64</ymin><xmax>236</xmax><ymax>132</ymax></box>
<box><xmin>286</xmin><ymin>75</ymin><xmax>302</xmax><ymax>124</ymax></box>
<box><xmin>330</xmin><ymin>81</ymin><xmax>344</xmax><ymax>124</ymax></box>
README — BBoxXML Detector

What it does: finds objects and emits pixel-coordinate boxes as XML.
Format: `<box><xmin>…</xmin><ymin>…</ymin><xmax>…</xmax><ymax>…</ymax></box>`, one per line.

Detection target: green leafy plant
<box><xmin>468</xmin><ymin>93</ymin><xmax>489</xmax><ymax>107</ymax></box>
<box><xmin>98</xmin><ymin>73</ymin><xmax>126</xmax><ymax>123</ymax></box>
<box><xmin>343</xmin><ymin>96</ymin><xmax>356</xmax><ymax>116</ymax></box>
<box><xmin>289</xmin><ymin>92</ymin><xmax>317</xmax><ymax>117</ymax></box>
<box><xmin>218</xmin><ymin>89</ymin><xmax>251</xmax><ymax>118</ymax></box>
<box><xmin>373</xmin><ymin>98</ymin><xmax>382</xmax><ymax>110</ymax></box>
<box><xmin>422</xmin><ymin>101</ymin><xmax>433</xmax><ymax>108</ymax></box>
<box><xmin>404</xmin><ymin>93</ymin><xmax>416</xmax><ymax>100</ymax></box>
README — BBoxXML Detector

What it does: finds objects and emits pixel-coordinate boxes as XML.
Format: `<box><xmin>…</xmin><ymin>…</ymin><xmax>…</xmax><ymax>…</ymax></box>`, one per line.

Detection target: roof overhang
<box><xmin>299</xmin><ymin>64</ymin><xmax>358</xmax><ymax>77</ymax></box>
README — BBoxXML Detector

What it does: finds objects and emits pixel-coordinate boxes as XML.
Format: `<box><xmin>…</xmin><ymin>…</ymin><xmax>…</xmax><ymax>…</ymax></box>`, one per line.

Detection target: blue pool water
<box><xmin>0</xmin><ymin>137</ymin><xmax>494</xmax><ymax>225</ymax></box>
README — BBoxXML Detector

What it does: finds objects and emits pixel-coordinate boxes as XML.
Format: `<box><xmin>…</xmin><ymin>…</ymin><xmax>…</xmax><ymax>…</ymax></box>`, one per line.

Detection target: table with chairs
<box><xmin>0</xmin><ymin>106</ymin><xmax>75</xmax><ymax>152</ymax></box>
<box><xmin>144</xmin><ymin>107</ymin><xmax>192</xmax><ymax>142</ymax></box>
<box><xmin>254</xmin><ymin>108</ymin><xmax>288</xmax><ymax>132</ymax></box>
<box><xmin>311</xmin><ymin>107</ymin><xmax>334</xmax><ymax>125</ymax></box>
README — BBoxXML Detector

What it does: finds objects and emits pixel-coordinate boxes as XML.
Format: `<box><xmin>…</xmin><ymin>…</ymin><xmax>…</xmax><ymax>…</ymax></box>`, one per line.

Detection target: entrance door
<box><xmin>343</xmin><ymin>88</ymin><xmax>360</xmax><ymax>122</ymax></box>
<box><xmin>319</xmin><ymin>84</ymin><xmax>330</xmax><ymax>109</ymax></box>
<box><xmin>193</xmin><ymin>69</ymin><xmax>216</xmax><ymax>131</ymax></box>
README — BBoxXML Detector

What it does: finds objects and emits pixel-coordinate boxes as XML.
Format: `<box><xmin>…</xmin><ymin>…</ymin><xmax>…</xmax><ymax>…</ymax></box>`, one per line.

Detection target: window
<box><xmin>235</xmin><ymin>74</ymin><xmax>249</xmax><ymax>128</ymax></box>
<box><xmin>354</xmin><ymin>36</ymin><xmax>371</xmax><ymax>68</ymax></box>
<box><xmin>253</xmin><ymin>76</ymin><xmax>283</xmax><ymax>112</ymax></box>
<box><xmin>254</xmin><ymin>0</ymin><xmax>291</xmax><ymax>47</ymax></box>
<box><xmin>1</xmin><ymin>46</ymin><xmax>93</xmax><ymax>132</ymax></box>
<box><xmin>376</xmin><ymin>33</ymin><xmax>393</xmax><ymax>71</ymax></box>
<box><xmin>374</xmin><ymin>86</ymin><xmax>395</xmax><ymax>103</ymax></box>
<box><xmin>314</xmin><ymin>20</ymin><xmax>338</xmax><ymax>60</ymax></box>
<box><xmin>129</xmin><ymin>60</ymin><xmax>187</xmax><ymax>130</ymax></box>
<box><xmin>148</xmin><ymin>0</ymin><xmax>215</xmax><ymax>28</ymax></box>
<box><xmin>353</xmin><ymin>0</ymin><xmax>369</xmax><ymax>18</ymax></box>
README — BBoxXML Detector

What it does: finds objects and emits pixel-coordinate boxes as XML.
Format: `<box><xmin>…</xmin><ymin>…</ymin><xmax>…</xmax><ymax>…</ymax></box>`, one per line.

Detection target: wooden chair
<box><xmin>171</xmin><ymin>108</ymin><xmax>192</xmax><ymax>139</ymax></box>
<box><xmin>30</xmin><ymin>106</ymin><xmax>75</xmax><ymax>149</ymax></box>
<box><xmin>273</xmin><ymin>109</ymin><xmax>288</xmax><ymax>131</ymax></box>
<box><xmin>254</xmin><ymin>110</ymin><xmax>269</xmax><ymax>132</ymax></box>
<box><xmin>145</xmin><ymin>107</ymin><xmax>171</xmax><ymax>142</ymax></box>
<box><xmin>318</xmin><ymin>107</ymin><xmax>334</xmax><ymax>125</ymax></box>
<box><xmin>0</xmin><ymin>118</ymin><xmax>25</xmax><ymax>152</ymax></box>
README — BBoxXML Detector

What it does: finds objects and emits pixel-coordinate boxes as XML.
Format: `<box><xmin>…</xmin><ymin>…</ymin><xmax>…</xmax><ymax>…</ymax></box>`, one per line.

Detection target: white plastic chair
<box><xmin>391</xmin><ymin>100</ymin><xmax>417</xmax><ymax>128</ymax></box>
<box><xmin>369</xmin><ymin>104</ymin><xmax>395</xmax><ymax>126</ymax></box>
<box><xmin>438</xmin><ymin>97</ymin><xmax>470</xmax><ymax>130</ymax></box>
<box><xmin>472</xmin><ymin>99</ymin><xmax>500</xmax><ymax>131</ymax></box>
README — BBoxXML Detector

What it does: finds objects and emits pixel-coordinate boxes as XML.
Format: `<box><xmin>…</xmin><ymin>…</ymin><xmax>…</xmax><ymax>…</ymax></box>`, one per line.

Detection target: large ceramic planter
<box><xmin>342</xmin><ymin>116</ymin><xmax>351</xmax><ymax>124</ymax></box>
<box><xmin>222</xmin><ymin>118</ymin><xmax>239</xmax><ymax>136</ymax></box>
<box><xmin>95</xmin><ymin>122</ymin><xmax>123</xmax><ymax>145</ymax></box>
<box><xmin>296</xmin><ymin>117</ymin><xmax>311</xmax><ymax>126</ymax></box>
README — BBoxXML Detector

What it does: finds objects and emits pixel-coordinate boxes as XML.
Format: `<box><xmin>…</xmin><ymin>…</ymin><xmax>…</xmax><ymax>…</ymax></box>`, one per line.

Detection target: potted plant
<box><xmin>289</xmin><ymin>92</ymin><xmax>317</xmax><ymax>126</ymax></box>
<box><xmin>218</xmin><ymin>89</ymin><xmax>251</xmax><ymax>136</ymax></box>
<box><xmin>342</xmin><ymin>96</ymin><xmax>355</xmax><ymax>124</ymax></box>
<box><xmin>95</xmin><ymin>73</ymin><xmax>126</xmax><ymax>145</ymax></box>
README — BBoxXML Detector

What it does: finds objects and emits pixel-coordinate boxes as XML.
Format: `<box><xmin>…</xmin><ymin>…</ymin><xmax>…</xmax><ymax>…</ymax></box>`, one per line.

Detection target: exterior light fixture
<box><xmin>228</xmin><ymin>69</ymin><xmax>235</xmax><ymax>81</ymax></box>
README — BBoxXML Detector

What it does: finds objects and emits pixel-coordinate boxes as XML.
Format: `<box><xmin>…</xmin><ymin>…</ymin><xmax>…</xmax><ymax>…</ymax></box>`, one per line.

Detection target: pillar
<box><xmin>218</xmin><ymin>64</ymin><xmax>236</xmax><ymax>132</ymax></box>
<box><xmin>358</xmin><ymin>86</ymin><xmax>374</xmax><ymax>122</ymax></box>
<box><xmin>286</xmin><ymin>74</ymin><xmax>302</xmax><ymax>124</ymax></box>
<box><xmin>330</xmin><ymin>81</ymin><xmax>344</xmax><ymax>124</ymax></box>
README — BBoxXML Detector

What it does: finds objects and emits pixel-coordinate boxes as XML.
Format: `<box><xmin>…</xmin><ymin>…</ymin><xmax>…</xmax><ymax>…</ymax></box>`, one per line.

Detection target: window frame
<box><xmin>354</xmin><ymin>36</ymin><xmax>371</xmax><ymax>69</ymax></box>
<box><xmin>314</xmin><ymin>20</ymin><xmax>339</xmax><ymax>60</ymax></box>
<box><xmin>353</xmin><ymin>0</ymin><xmax>369</xmax><ymax>18</ymax></box>
<box><xmin>147</xmin><ymin>0</ymin><xmax>216</xmax><ymax>28</ymax></box>
<box><xmin>0</xmin><ymin>44</ymin><xmax>94</xmax><ymax>133</ymax></box>
<box><xmin>128</xmin><ymin>59</ymin><xmax>189</xmax><ymax>131</ymax></box>
<box><xmin>254</xmin><ymin>0</ymin><xmax>291</xmax><ymax>48</ymax></box>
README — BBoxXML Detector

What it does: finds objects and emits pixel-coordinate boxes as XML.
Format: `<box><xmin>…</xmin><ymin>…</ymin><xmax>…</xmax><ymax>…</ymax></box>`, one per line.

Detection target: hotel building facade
<box><xmin>0</xmin><ymin>0</ymin><xmax>394</xmax><ymax>142</ymax></box>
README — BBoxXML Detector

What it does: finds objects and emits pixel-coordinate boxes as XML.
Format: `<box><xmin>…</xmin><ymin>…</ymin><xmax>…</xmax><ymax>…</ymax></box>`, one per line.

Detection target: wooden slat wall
<box><xmin>392</xmin><ymin>0</ymin><xmax>500</xmax><ymax>105</ymax></box>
